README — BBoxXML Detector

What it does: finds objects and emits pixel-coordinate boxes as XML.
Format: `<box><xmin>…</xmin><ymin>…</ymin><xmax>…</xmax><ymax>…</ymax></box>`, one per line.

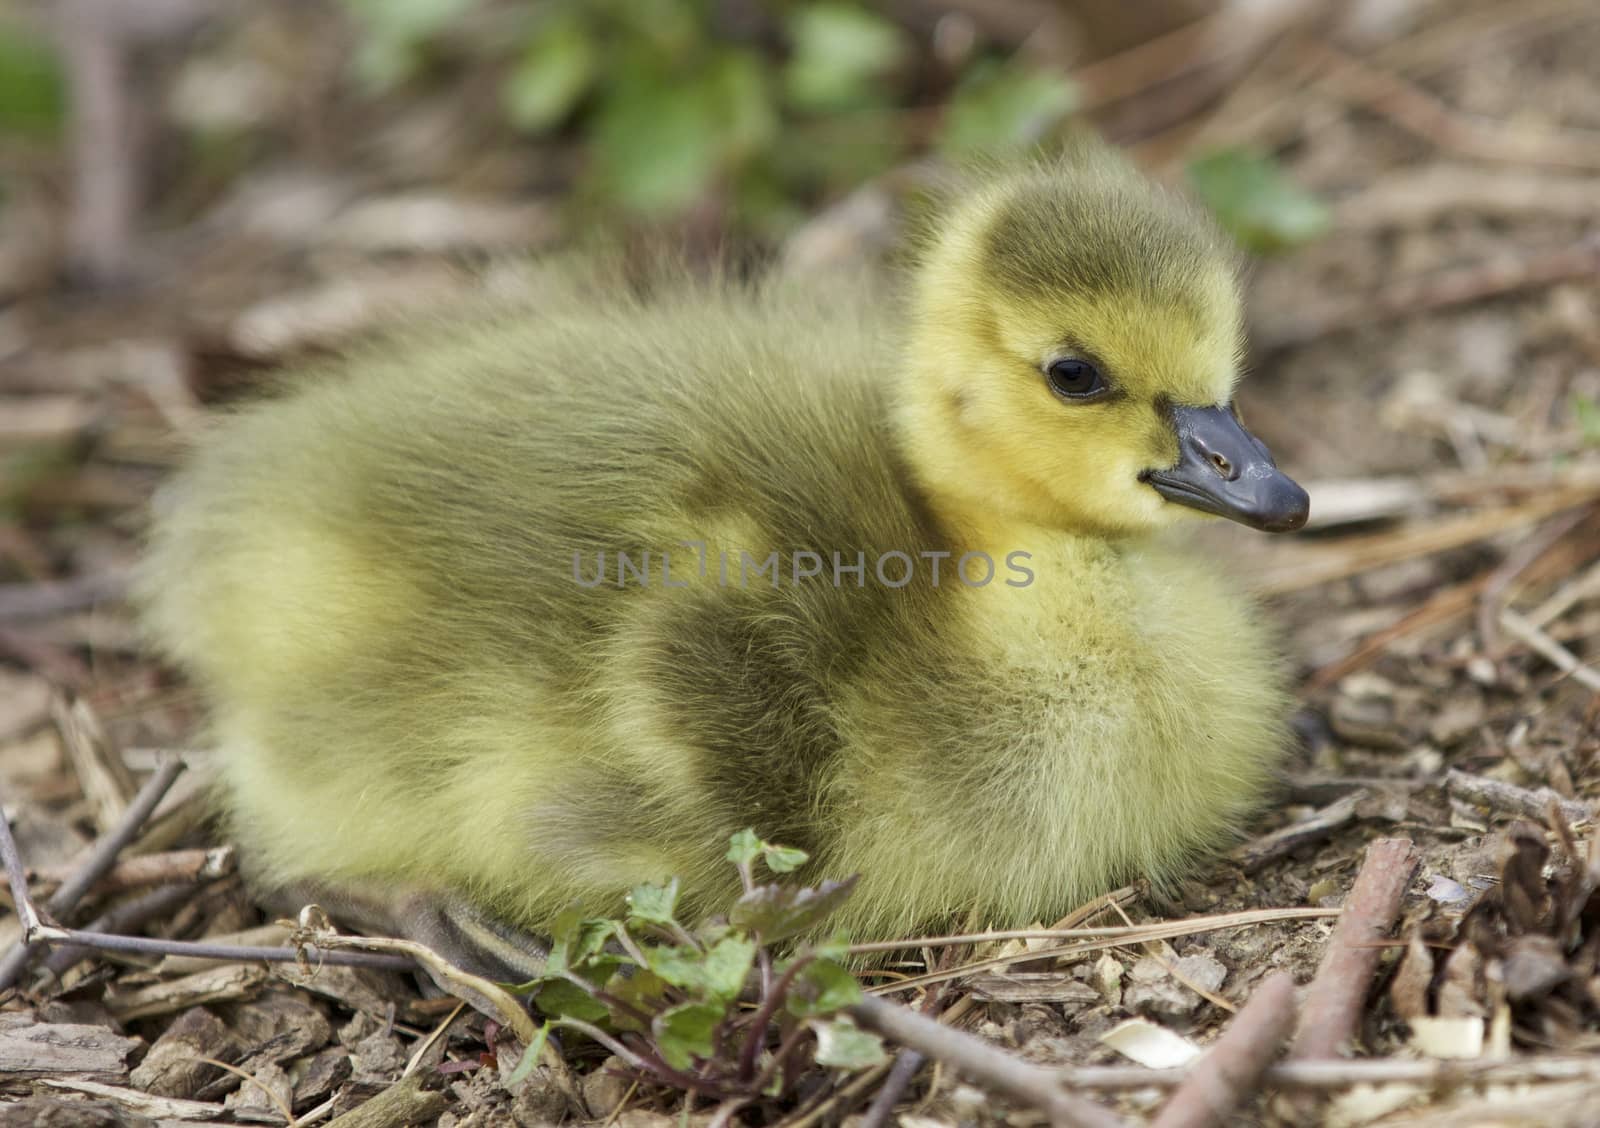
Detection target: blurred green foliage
<box><xmin>0</xmin><ymin>24</ymin><xmax>65</xmax><ymax>139</ymax></box>
<box><xmin>1186</xmin><ymin>146</ymin><xmax>1329</xmax><ymax>254</ymax></box>
<box><xmin>0</xmin><ymin>3</ymin><xmax>1328</xmax><ymax>254</ymax></box>
<box><xmin>338</xmin><ymin>0</ymin><xmax>1078</xmax><ymax>229</ymax></box>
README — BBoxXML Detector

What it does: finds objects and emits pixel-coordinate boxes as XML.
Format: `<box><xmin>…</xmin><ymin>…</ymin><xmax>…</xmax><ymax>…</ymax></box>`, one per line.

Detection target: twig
<box><xmin>860</xmin><ymin>1048</ymin><xmax>926</xmax><ymax>1128</ymax></box>
<box><xmin>1304</xmin><ymin>576</ymin><xmax>1489</xmax><ymax>692</ymax></box>
<box><xmin>12</xmin><ymin>925</ymin><xmax>415</xmax><ymax>971</ymax></box>
<box><xmin>1290</xmin><ymin>838</ymin><xmax>1419</xmax><ymax>1060</ymax></box>
<box><xmin>774</xmin><ymin>1058</ymin><xmax>895</xmax><ymax>1128</ymax></box>
<box><xmin>850</xmin><ymin>995</ymin><xmax>1126</xmax><ymax>1128</ymax></box>
<box><xmin>1149</xmin><ymin>971</ymin><xmax>1297</xmax><ymax>1128</ymax></box>
<box><xmin>1303</xmin><ymin>40</ymin><xmax>1600</xmax><ymax>171</ymax></box>
<box><xmin>58</xmin><ymin>0</ymin><xmax>137</xmax><ymax>286</ymax></box>
<box><xmin>1229</xmin><ymin>793</ymin><xmax>1365</xmax><ymax>872</ymax></box>
<box><xmin>324</xmin><ymin>1072</ymin><xmax>446</xmax><ymax>1128</ymax></box>
<box><xmin>1478</xmin><ymin>507</ymin><xmax>1594</xmax><ymax>658</ymax></box>
<box><xmin>0</xmin><ymin>570</ymin><xmax>130</xmax><ymax>621</ymax></box>
<box><xmin>1251</xmin><ymin>487</ymin><xmax>1600</xmax><ymax>595</ymax></box>
<box><xmin>1054</xmin><ymin>1053</ymin><xmax>1600</xmax><ymax>1090</ymax></box>
<box><xmin>0</xmin><ymin>756</ymin><xmax>185</xmax><ymax>990</ymax></box>
<box><xmin>37</xmin><ymin>883</ymin><xmax>200</xmax><ymax>982</ymax></box>
<box><xmin>1256</xmin><ymin>235</ymin><xmax>1600</xmax><ymax>352</ymax></box>
<box><xmin>1445</xmin><ymin>768</ymin><xmax>1593</xmax><ymax>827</ymax></box>
<box><xmin>33</xmin><ymin>845</ymin><xmax>236</xmax><ymax>895</ymax></box>
<box><xmin>1499</xmin><ymin>607</ymin><xmax>1600</xmax><ymax>694</ymax></box>
<box><xmin>1528</xmin><ymin>558</ymin><xmax>1600</xmax><ymax>628</ymax></box>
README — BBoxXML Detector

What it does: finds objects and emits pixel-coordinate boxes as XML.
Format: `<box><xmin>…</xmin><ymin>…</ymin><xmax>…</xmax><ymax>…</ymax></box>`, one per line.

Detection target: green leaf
<box><xmin>699</xmin><ymin>936</ymin><xmax>757</xmax><ymax>1003</ymax></box>
<box><xmin>591</xmin><ymin>64</ymin><xmax>723</xmax><ymax>215</ymax></box>
<box><xmin>730</xmin><ymin>876</ymin><xmax>858</xmax><ymax>942</ymax></box>
<box><xmin>644</xmin><ymin>936</ymin><xmax>755</xmax><ymax>1004</ymax></box>
<box><xmin>762</xmin><ymin>844</ymin><xmax>809</xmax><ymax>874</ymax></box>
<box><xmin>503</xmin><ymin>12</ymin><xmax>595</xmax><ymax>132</ymax></box>
<box><xmin>653</xmin><ymin>1001</ymin><xmax>725</xmax><ymax>1070</ymax></box>
<box><xmin>604</xmin><ymin>967</ymin><xmax>672</xmax><ymax>1033</ymax></box>
<box><xmin>644</xmin><ymin>945</ymin><xmax>704</xmax><ymax>993</ymax></box>
<box><xmin>545</xmin><ymin>907</ymin><xmax>613</xmax><ymax>975</ymax></box>
<box><xmin>939</xmin><ymin>62</ymin><xmax>1077</xmax><ymax>156</ymax></box>
<box><xmin>726</xmin><ymin>829</ymin><xmax>763</xmax><ymax>867</ymax></box>
<box><xmin>627</xmin><ymin>879</ymin><xmax>681</xmax><ymax>926</ymax></box>
<box><xmin>505</xmin><ymin>1021</ymin><xmax>551</xmax><ymax>1087</ymax></box>
<box><xmin>340</xmin><ymin>0</ymin><xmax>476</xmax><ymax>89</ymax></box>
<box><xmin>532</xmin><ymin>975</ymin><xmax>610</xmax><ymax>1024</ymax></box>
<box><xmin>784</xmin><ymin>4</ymin><xmax>908</xmax><ymax>112</ymax></box>
<box><xmin>1186</xmin><ymin>147</ymin><xmax>1330</xmax><ymax>254</ymax></box>
<box><xmin>1573</xmin><ymin>394</ymin><xmax>1600</xmax><ymax>447</ymax></box>
<box><xmin>786</xmin><ymin>958</ymin><xmax>862</xmax><ymax>1018</ymax></box>
<box><xmin>810</xmin><ymin>933</ymin><xmax>852</xmax><ymax>963</ymax></box>
<box><xmin>811</xmin><ymin>1016</ymin><xmax>886</xmax><ymax>1069</ymax></box>
<box><xmin>708</xmin><ymin>49</ymin><xmax>777</xmax><ymax>160</ymax></box>
<box><xmin>0</xmin><ymin>27</ymin><xmax>64</xmax><ymax>138</ymax></box>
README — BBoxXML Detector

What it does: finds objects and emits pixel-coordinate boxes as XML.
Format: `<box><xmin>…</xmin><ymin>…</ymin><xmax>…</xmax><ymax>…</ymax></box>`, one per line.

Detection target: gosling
<box><xmin>139</xmin><ymin>150</ymin><xmax>1308</xmax><ymax>971</ymax></box>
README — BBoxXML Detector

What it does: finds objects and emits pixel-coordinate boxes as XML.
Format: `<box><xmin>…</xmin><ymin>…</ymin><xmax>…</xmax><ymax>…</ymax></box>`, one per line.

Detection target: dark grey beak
<box><xmin>1141</xmin><ymin>404</ymin><xmax>1309</xmax><ymax>533</ymax></box>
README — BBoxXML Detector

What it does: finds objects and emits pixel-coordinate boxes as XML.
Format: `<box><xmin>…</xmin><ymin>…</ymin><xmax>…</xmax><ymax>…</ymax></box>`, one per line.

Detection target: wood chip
<box><xmin>39</xmin><ymin>1077</ymin><xmax>224</xmax><ymax>1121</ymax></box>
<box><xmin>0</xmin><ymin>1013</ymin><xmax>142</xmax><ymax>1083</ymax></box>
<box><xmin>105</xmin><ymin>964</ymin><xmax>267</xmax><ymax>1022</ymax></box>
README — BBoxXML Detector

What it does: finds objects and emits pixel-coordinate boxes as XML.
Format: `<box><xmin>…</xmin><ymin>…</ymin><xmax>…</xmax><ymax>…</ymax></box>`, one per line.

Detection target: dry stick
<box><xmin>0</xmin><ymin>569</ymin><xmax>130</xmax><ymax>621</ymax></box>
<box><xmin>1304</xmin><ymin>576</ymin><xmax>1489</xmax><ymax>692</ymax></box>
<box><xmin>38</xmin><ymin>883</ymin><xmax>199</xmax><ymax>981</ymax></box>
<box><xmin>0</xmin><ymin>774</ymin><xmax>411</xmax><ymax>983</ymax></box>
<box><xmin>59</xmin><ymin>0</ymin><xmax>137</xmax><ymax>286</ymax></box>
<box><xmin>1304</xmin><ymin>39</ymin><xmax>1600</xmax><ymax>172</ymax></box>
<box><xmin>1529</xmin><ymin>557</ymin><xmax>1600</xmax><ymax>628</ymax></box>
<box><xmin>1149</xmin><ymin>971</ymin><xmax>1298</xmax><ymax>1128</ymax></box>
<box><xmin>1229</xmin><ymin>792</ymin><xmax>1365</xmax><ymax>873</ymax></box>
<box><xmin>0</xmin><ymin>755</ymin><xmax>183</xmax><ymax>989</ymax></box>
<box><xmin>1256</xmin><ymin>234</ymin><xmax>1600</xmax><ymax>352</ymax></box>
<box><xmin>1499</xmin><ymin>607</ymin><xmax>1600</xmax><ymax>695</ymax></box>
<box><xmin>1290</xmin><ymin>838</ymin><xmax>1420</xmax><ymax>1061</ymax></box>
<box><xmin>850</xmin><ymin>995</ymin><xmax>1126</xmax><ymax>1128</ymax></box>
<box><xmin>1477</xmin><ymin>506</ymin><xmax>1596</xmax><ymax>659</ymax></box>
<box><xmin>1055</xmin><ymin>1053</ymin><xmax>1600</xmax><ymax>1091</ymax></box>
<box><xmin>1251</xmin><ymin>486</ymin><xmax>1600</xmax><ymax>596</ymax></box>
<box><xmin>860</xmin><ymin>977</ymin><xmax>949</xmax><ymax>1128</ymax></box>
<box><xmin>859</xmin><ymin>1048</ymin><xmax>927</xmax><ymax>1128</ymax></box>
<box><xmin>1445</xmin><ymin>768</ymin><xmax>1593</xmax><ymax>827</ymax></box>
<box><xmin>33</xmin><ymin>845</ymin><xmax>236</xmax><ymax>895</ymax></box>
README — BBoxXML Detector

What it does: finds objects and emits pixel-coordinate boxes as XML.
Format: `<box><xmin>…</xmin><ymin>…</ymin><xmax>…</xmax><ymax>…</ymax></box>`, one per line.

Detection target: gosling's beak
<box><xmin>1142</xmin><ymin>404</ymin><xmax>1309</xmax><ymax>533</ymax></box>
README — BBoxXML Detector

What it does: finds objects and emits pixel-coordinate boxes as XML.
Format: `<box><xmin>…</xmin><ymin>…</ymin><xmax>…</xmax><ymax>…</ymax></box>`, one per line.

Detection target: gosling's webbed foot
<box><xmin>264</xmin><ymin>881</ymin><xmax>550</xmax><ymax>985</ymax></box>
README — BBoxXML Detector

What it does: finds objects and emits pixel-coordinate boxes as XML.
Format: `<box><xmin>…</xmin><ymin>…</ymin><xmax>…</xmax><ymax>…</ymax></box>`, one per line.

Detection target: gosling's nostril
<box><xmin>1210</xmin><ymin>451</ymin><xmax>1233</xmax><ymax>478</ymax></box>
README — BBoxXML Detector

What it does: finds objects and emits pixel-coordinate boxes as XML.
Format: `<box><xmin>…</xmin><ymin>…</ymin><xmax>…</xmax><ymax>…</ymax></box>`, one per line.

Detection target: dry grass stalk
<box><xmin>867</xmin><ymin>907</ymin><xmax>1339</xmax><ymax>993</ymax></box>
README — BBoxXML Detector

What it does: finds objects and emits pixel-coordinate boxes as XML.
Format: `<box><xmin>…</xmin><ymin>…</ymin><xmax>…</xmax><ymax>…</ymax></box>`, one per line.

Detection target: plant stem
<box><xmin>738</xmin><ymin>953</ymin><xmax>814</xmax><ymax>1083</ymax></box>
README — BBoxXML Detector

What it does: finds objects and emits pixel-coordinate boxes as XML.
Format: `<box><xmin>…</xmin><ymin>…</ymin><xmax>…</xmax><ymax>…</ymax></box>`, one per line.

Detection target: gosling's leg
<box><xmin>262</xmin><ymin>880</ymin><xmax>550</xmax><ymax>984</ymax></box>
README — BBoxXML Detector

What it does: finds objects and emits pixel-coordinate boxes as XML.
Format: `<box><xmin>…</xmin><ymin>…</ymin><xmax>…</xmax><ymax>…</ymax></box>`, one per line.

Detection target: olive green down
<box><xmin>138</xmin><ymin>149</ymin><xmax>1294</xmax><ymax>949</ymax></box>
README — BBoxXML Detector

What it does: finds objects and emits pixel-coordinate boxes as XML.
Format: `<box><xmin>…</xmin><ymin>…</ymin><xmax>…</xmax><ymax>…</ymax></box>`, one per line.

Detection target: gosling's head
<box><xmin>898</xmin><ymin>153</ymin><xmax>1309</xmax><ymax>540</ymax></box>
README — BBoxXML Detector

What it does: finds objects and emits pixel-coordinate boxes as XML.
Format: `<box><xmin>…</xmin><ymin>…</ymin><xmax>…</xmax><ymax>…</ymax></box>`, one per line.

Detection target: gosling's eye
<box><xmin>1045</xmin><ymin>358</ymin><xmax>1108</xmax><ymax>400</ymax></box>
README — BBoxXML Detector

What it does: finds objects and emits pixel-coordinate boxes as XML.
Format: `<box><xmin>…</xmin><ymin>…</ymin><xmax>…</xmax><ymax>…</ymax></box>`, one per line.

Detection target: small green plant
<box><xmin>1186</xmin><ymin>146</ymin><xmax>1329</xmax><ymax>254</ymax></box>
<box><xmin>506</xmin><ymin>829</ymin><xmax>883</xmax><ymax>1109</ymax></box>
<box><xmin>336</xmin><ymin>0</ymin><xmax>1080</xmax><ymax>229</ymax></box>
<box><xmin>0</xmin><ymin>22</ymin><xmax>65</xmax><ymax>139</ymax></box>
<box><xmin>1572</xmin><ymin>393</ymin><xmax>1600</xmax><ymax>447</ymax></box>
